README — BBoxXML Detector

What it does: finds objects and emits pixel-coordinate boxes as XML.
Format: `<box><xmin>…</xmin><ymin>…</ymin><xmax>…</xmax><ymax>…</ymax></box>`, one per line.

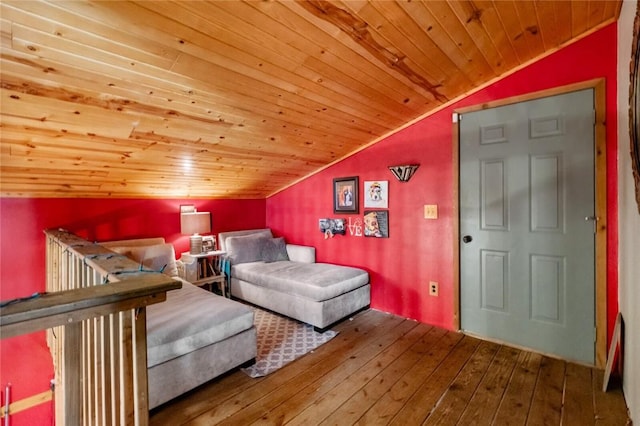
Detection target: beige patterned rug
<box><xmin>241</xmin><ymin>307</ymin><xmax>338</xmax><ymax>378</ymax></box>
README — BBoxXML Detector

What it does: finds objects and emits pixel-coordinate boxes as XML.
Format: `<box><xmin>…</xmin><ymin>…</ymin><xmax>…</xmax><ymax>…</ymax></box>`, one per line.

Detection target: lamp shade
<box><xmin>180</xmin><ymin>212</ymin><xmax>211</xmax><ymax>235</ymax></box>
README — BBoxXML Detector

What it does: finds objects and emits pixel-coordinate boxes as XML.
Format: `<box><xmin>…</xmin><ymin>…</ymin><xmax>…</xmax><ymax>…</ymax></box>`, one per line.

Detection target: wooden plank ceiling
<box><xmin>0</xmin><ymin>1</ymin><xmax>620</xmax><ymax>198</ymax></box>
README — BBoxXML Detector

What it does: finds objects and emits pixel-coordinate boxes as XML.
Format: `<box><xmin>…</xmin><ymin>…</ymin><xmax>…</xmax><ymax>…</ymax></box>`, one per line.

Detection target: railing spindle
<box><xmin>1</xmin><ymin>230</ymin><xmax>180</xmax><ymax>425</ymax></box>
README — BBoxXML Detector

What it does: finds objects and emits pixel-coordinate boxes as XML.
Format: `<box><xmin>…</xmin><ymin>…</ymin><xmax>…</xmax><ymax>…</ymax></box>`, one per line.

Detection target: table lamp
<box><xmin>181</xmin><ymin>211</ymin><xmax>211</xmax><ymax>254</ymax></box>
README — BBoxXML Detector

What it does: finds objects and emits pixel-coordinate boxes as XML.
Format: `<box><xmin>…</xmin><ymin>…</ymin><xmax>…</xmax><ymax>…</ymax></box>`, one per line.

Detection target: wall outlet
<box><xmin>424</xmin><ymin>204</ymin><xmax>438</xmax><ymax>219</ymax></box>
<box><xmin>429</xmin><ymin>281</ymin><xmax>439</xmax><ymax>296</ymax></box>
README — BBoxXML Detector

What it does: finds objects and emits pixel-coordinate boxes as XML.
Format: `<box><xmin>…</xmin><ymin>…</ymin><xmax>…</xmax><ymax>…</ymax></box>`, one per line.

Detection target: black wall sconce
<box><xmin>388</xmin><ymin>164</ymin><xmax>420</xmax><ymax>182</ymax></box>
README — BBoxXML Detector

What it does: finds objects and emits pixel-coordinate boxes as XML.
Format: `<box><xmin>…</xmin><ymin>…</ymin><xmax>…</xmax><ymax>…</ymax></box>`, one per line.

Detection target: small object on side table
<box><xmin>180</xmin><ymin>250</ymin><xmax>228</xmax><ymax>297</ymax></box>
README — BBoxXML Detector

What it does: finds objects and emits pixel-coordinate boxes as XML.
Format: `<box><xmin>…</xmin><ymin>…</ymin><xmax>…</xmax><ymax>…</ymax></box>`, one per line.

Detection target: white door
<box><xmin>459</xmin><ymin>89</ymin><xmax>595</xmax><ymax>364</ymax></box>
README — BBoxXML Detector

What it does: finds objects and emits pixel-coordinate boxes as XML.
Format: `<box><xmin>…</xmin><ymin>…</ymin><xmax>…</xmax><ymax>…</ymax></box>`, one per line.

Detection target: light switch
<box><xmin>424</xmin><ymin>204</ymin><xmax>438</xmax><ymax>219</ymax></box>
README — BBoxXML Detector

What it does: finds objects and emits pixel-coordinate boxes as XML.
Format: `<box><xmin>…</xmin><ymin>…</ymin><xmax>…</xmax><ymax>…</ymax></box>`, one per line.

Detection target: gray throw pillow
<box><xmin>261</xmin><ymin>237</ymin><xmax>289</xmax><ymax>262</ymax></box>
<box><xmin>225</xmin><ymin>233</ymin><xmax>270</xmax><ymax>264</ymax></box>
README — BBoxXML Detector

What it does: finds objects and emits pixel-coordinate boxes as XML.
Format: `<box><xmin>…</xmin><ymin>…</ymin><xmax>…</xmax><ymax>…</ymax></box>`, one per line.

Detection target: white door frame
<box><xmin>452</xmin><ymin>79</ymin><xmax>608</xmax><ymax>367</ymax></box>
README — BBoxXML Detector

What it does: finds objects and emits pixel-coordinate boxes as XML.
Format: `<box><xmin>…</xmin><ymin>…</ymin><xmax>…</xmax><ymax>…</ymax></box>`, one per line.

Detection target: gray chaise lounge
<box><xmin>101</xmin><ymin>238</ymin><xmax>257</xmax><ymax>409</ymax></box>
<box><xmin>219</xmin><ymin>229</ymin><xmax>370</xmax><ymax>331</ymax></box>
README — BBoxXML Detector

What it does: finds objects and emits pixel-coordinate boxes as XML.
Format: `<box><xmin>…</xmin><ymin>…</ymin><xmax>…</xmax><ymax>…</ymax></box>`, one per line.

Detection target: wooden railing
<box><xmin>0</xmin><ymin>229</ymin><xmax>181</xmax><ymax>425</ymax></box>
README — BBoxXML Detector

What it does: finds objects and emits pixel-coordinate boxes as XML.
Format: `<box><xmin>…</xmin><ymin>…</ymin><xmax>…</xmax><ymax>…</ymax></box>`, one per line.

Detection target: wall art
<box><xmin>347</xmin><ymin>217</ymin><xmax>363</xmax><ymax>237</ymax></box>
<box><xmin>363</xmin><ymin>210</ymin><xmax>389</xmax><ymax>238</ymax></box>
<box><xmin>364</xmin><ymin>180</ymin><xmax>388</xmax><ymax>208</ymax></box>
<box><xmin>333</xmin><ymin>176</ymin><xmax>359</xmax><ymax>213</ymax></box>
<box><xmin>319</xmin><ymin>218</ymin><xmax>346</xmax><ymax>238</ymax></box>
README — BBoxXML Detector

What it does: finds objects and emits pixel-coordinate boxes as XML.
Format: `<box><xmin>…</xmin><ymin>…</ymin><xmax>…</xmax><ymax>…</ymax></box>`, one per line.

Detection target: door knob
<box><xmin>463</xmin><ymin>235</ymin><xmax>473</xmax><ymax>243</ymax></box>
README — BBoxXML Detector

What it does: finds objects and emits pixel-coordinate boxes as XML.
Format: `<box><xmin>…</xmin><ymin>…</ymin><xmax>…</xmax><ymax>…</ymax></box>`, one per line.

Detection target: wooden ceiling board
<box><xmin>216</xmin><ymin>0</ymin><xmax>423</xmax><ymax>120</ymax></box>
<box><xmin>165</xmin><ymin>46</ymin><xmax>398</xmax><ymax>137</ymax></box>
<box><xmin>296</xmin><ymin>0</ymin><xmax>447</xmax><ymax>103</ymax></box>
<box><xmin>605</xmin><ymin>1</ymin><xmax>624</xmax><ymax>21</ymax></box>
<box><xmin>280</xmin><ymin>1</ymin><xmax>443</xmax><ymax>102</ymax></box>
<box><xmin>588</xmin><ymin>1</ymin><xmax>610</xmax><ymax>28</ymax></box>
<box><xmin>488</xmin><ymin>0</ymin><xmax>533</xmax><ymax>64</ymax></box>
<box><xmin>128</xmin><ymin>124</ymin><xmax>342</xmax><ymax>167</ymax></box>
<box><xmin>535</xmin><ymin>2</ymin><xmax>567</xmax><ymax>50</ymax></box>
<box><xmin>472</xmin><ymin>1</ymin><xmax>522</xmax><ymax>70</ymax></box>
<box><xmin>571</xmin><ymin>2</ymin><xmax>592</xmax><ymax>37</ymax></box>
<box><xmin>420</xmin><ymin>1</ymin><xmax>496</xmax><ymax>85</ymax></box>
<box><xmin>0</xmin><ymin>69</ymin><xmax>245</xmax><ymax>141</ymax></box>
<box><xmin>0</xmin><ymin>0</ymin><xmax>621</xmax><ymax>198</ymax></box>
<box><xmin>1</xmin><ymin>133</ymin><xmax>311</xmax><ymax>198</ymax></box>
<box><xmin>5</xmin><ymin>8</ymin><xmax>310</xmax><ymax>133</ymax></box>
<box><xmin>448</xmin><ymin>1</ymin><xmax>513</xmax><ymax>76</ymax></box>
<box><xmin>371</xmin><ymin>1</ymin><xmax>486</xmax><ymax>103</ymax></box>
<box><xmin>338</xmin><ymin>1</ymin><xmax>450</xmax><ymax>87</ymax></box>
<box><xmin>1</xmin><ymin>2</ymin><xmax>179</xmax><ymax>68</ymax></box>
<box><xmin>510</xmin><ymin>1</ymin><xmax>546</xmax><ymax>58</ymax></box>
<box><xmin>168</xmin><ymin>0</ymin><xmax>399</xmax><ymax>125</ymax></box>
<box><xmin>3</xmin><ymin>37</ymin><xmax>380</xmax><ymax>149</ymax></box>
<box><xmin>9</xmin><ymin>24</ymin><xmax>171</xmax><ymax>83</ymax></box>
<box><xmin>393</xmin><ymin>2</ymin><xmax>480</xmax><ymax>97</ymax></box>
<box><xmin>2</xmin><ymin>89</ymin><xmax>139</xmax><ymax>139</ymax></box>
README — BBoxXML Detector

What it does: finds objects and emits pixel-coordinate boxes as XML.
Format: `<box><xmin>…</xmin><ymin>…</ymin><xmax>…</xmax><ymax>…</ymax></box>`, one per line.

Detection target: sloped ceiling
<box><xmin>0</xmin><ymin>1</ymin><xmax>621</xmax><ymax>198</ymax></box>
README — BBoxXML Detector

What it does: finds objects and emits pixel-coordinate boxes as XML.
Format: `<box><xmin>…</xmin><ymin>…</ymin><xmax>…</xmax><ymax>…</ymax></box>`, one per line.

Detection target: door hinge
<box><xmin>452</xmin><ymin>112</ymin><xmax>459</xmax><ymax>123</ymax></box>
<box><xmin>585</xmin><ymin>216</ymin><xmax>598</xmax><ymax>234</ymax></box>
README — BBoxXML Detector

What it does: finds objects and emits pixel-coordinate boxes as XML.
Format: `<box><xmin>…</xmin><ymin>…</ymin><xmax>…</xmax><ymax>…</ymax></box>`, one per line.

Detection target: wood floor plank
<box><xmin>148</xmin><ymin>310</ymin><xmax>631</xmax><ymax>426</ymax></box>
<box><xmin>186</xmin><ymin>310</ymin><xmax>398</xmax><ymax>425</ymax></box>
<box><xmin>319</xmin><ymin>323</ymin><xmax>438</xmax><ymax>425</ymax></box>
<box><xmin>224</xmin><ymin>313</ymin><xmax>418</xmax><ymax>425</ymax></box>
<box><xmin>527</xmin><ymin>356</ymin><xmax>566</xmax><ymax>425</ymax></box>
<box><xmin>387</xmin><ymin>335</ymin><xmax>483</xmax><ymax>425</ymax></box>
<box><xmin>492</xmin><ymin>351</ymin><xmax>542</xmax><ymax>425</ymax></box>
<box><xmin>354</xmin><ymin>328</ymin><xmax>459</xmax><ymax>425</ymax></box>
<box><xmin>592</xmin><ymin>371</ymin><xmax>630</xmax><ymax>425</ymax></box>
<box><xmin>455</xmin><ymin>345</ymin><xmax>521</xmax><ymax>425</ymax></box>
<box><xmin>150</xmin><ymin>308</ymin><xmax>380</xmax><ymax>425</ymax></box>
<box><xmin>422</xmin><ymin>340</ymin><xmax>502</xmax><ymax>426</ymax></box>
<box><xmin>562</xmin><ymin>363</ymin><xmax>596</xmax><ymax>426</ymax></box>
<box><xmin>249</xmin><ymin>315</ymin><xmax>422</xmax><ymax>425</ymax></box>
<box><xmin>150</xmin><ymin>365</ymin><xmax>256</xmax><ymax>425</ymax></box>
<box><xmin>285</xmin><ymin>320</ymin><xmax>427</xmax><ymax>425</ymax></box>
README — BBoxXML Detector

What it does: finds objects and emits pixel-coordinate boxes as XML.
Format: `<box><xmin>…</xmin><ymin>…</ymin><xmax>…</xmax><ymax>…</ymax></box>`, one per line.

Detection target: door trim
<box><xmin>452</xmin><ymin>79</ymin><xmax>607</xmax><ymax>367</ymax></box>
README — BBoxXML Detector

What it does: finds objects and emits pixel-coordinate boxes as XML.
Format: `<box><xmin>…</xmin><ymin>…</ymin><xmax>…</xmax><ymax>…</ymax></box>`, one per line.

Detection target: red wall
<box><xmin>0</xmin><ymin>198</ymin><xmax>265</xmax><ymax>300</ymax></box>
<box><xmin>0</xmin><ymin>197</ymin><xmax>265</xmax><ymax>424</ymax></box>
<box><xmin>0</xmin><ymin>22</ymin><xmax>620</xmax><ymax>425</ymax></box>
<box><xmin>267</xmin><ymin>24</ymin><xmax>619</xmax><ymax>334</ymax></box>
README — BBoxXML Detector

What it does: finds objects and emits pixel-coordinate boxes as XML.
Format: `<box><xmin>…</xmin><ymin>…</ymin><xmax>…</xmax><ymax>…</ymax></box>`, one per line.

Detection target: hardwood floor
<box><xmin>149</xmin><ymin>309</ymin><xmax>630</xmax><ymax>425</ymax></box>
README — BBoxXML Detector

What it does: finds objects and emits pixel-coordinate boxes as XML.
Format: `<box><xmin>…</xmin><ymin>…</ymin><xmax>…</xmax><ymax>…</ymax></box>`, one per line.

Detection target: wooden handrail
<box><xmin>0</xmin><ymin>229</ymin><xmax>183</xmax><ymax>425</ymax></box>
<box><xmin>0</xmin><ymin>276</ymin><xmax>181</xmax><ymax>338</ymax></box>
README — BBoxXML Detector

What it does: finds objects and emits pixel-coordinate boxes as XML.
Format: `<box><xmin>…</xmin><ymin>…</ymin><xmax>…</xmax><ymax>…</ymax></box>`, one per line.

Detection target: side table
<box><xmin>180</xmin><ymin>250</ymin><xmax>228</xmax><ymax>297</ymax></box>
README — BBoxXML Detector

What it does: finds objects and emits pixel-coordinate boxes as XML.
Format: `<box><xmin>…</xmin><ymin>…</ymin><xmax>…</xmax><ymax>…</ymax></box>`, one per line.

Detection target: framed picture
<box><xmin>202</xmin><ymin>235</ymin><xmax>216</xmax><ymax>252</ymax></box>
<box><xmin>363</xmin><ymin>210</ymin><xmax>389</xmax><ymax>238</ymax></box>
<box><xmin>319</xmin><ymin>218</ymin><xmax>346</xmax><ymax>237</ymax></box>
<box><xmin>333</xmin><ymin>176</ymin><xmax>359</xmax><ymax>213</ymax></box>
<box><xmin>364</xmin><ymin>180</ymin><xmax>389</xmax><ymax>208</ymax></box>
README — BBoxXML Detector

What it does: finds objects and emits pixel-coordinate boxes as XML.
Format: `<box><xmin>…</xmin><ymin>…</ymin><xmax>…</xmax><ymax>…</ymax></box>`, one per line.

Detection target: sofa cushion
<box><xmin>109</xmin><ymin>243</ymin><xmax>178</xmax><ymax>277</ymax></box>
<box><xmin>232</xmin><ymin>261</ymin><xmax>369</xmax><ymax>302</ymax></box>
<box><xmin>146</xmin><ymin>279</ymin><xmax>254</xmax><ymax>367</ymax></box>
<box><xmin>219</xmin><ymin>228</ymin><xmax>272</xmax><ymax>251</ymax></box>
<box><xmin>226</xmin><ymin>233</ymin><xmax>271</xmax><ymax>264</ymax></box>
<box><xmin>261</xmin><ymin>237</ymin><xmax>289</xmax><ymax>262</ymax></box>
